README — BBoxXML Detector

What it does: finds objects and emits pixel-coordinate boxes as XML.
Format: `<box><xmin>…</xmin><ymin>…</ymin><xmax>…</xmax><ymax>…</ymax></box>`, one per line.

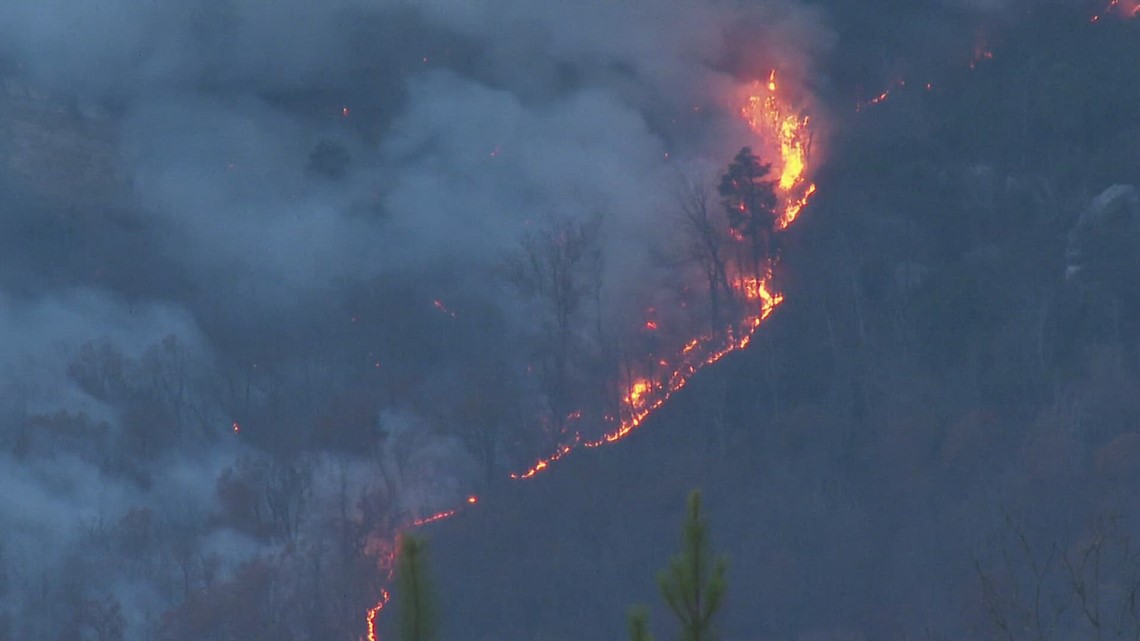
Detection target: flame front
<box><xmin>741</xmin><ymin>71</ymin><xmax>817</xmax><ymax>228</ymax></box>
<box><xmin>364</xmin><ymin>68</ymin><xmax>815</xmax><ymax>638</ymax></box>
<box><xmin>512</xmin><ymin>69</ymin><xmax>812</xmax><ymax>477</ymax></box>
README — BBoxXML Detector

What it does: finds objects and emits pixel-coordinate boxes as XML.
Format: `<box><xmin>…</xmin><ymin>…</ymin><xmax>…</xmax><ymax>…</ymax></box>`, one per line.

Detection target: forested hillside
<box><xmin>419</xmin><ymin>4</ymin><xmax>1140</xmax><ymax>640</ymax></box>
<box><xmin>0</xmin><ymin>1</ymin><xmax>1137</xmax><ymax>640</ymax></box>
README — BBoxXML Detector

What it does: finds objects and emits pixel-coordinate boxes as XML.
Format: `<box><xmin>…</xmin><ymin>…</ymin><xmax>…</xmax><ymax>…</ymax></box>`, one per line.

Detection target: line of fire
<box><xmin>362</xmin><ymin>3</ymin><xmax>1138</xmax><ymax>629</ymax></box>
<box><xmin>363</xmin><ymin>69</ymin><xmax>817</xmax><ymax>640</ymax></box>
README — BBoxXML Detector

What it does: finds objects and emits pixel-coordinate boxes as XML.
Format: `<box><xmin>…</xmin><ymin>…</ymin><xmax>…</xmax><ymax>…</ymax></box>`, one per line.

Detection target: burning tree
<box><xmin>718</xmin><ymin>147</ymin><xmax>779</xmax><ymax>282</ymax></box>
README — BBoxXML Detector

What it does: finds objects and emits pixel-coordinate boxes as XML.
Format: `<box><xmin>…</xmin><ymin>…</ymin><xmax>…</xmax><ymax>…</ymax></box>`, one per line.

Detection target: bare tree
<box><xmin>674</xmin><ymin>173</ymin><xmax>738</xmax><ymax>337</ymax></box>
<box><xmin>507</xmin><ymin>214</ymin><xmax>604</xmax><ymax>442</ymax></box>
<box><xmin>976</xmin><ymin>512</ymin><xmax>1140</xmax><ymax>641</ymax></box>
<box><xmin>448</xmin><ymin>359</ymin><xmax>520</xmax><ymax>487</ymax></box>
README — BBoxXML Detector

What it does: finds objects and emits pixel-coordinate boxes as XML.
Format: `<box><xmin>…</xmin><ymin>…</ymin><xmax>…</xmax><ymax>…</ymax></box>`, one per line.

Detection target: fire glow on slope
<box><xmin>511</xmin><ymin>69</ymin><xmax>813</xmax><ymax>479</ymax></box>
<box><xmin>363</xmin><ymin>69</ymin><xmax>816</xmax><ymax>638</ymax></box>
<box><xmin>742</xmin><ymin>71</ymin><xmax>817</xmax><ymax>229</ymax></box>
<box><xmin>364</xmin><ymin>497</ymin><xmax>480</xmax><ymax>641</ymax></box>
<box><xmin>1092</xmin><ymin>0</ymin><xmax>1140</xmax><ymax>22</ymax></box>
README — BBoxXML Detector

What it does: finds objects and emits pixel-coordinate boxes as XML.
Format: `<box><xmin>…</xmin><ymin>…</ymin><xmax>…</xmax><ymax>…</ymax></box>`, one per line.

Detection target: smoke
<box><xmin>0</xmin><ymin>0</ymin><xmax>833</xmax><ymax>637</ymax></box>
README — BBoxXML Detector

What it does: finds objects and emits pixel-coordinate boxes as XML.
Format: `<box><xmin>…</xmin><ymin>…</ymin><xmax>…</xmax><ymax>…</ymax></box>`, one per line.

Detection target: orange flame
<box><xmin>432</xmin><ymin>299</ymin><xmax>457</xmax><ymax>318</ymax></box>
<box><xmin>365</xmin><ymin>588</ymin><xmax>390</xmax><ymax>641</ymax></box>
<box><xmin>509</xmin><ymin>437</ymin><xmax>579</xmax><ymax>480</ymax></box>
<box><xmin>507</xmin><ymin>69</ymin><xmax>813</xmax><ymax>480</ymax></box>
<box><xmin>364</xmin><ymin>67</ymin><xmax>815</xmax><ymax>638</ymax></box>
<box><xmin>740</xmin><ymin>70</ymin><xmax>817</xmax><ymax>228</ymax></box>
<box><xmin>1092</xmin><ymin>0</ymin><xmax>1140</xmax><ymax>21</ymax></box>
<box><xmin>363</xmin><ymin>497</ymin><xmax>480</xmax><ymax>640</ymax></box>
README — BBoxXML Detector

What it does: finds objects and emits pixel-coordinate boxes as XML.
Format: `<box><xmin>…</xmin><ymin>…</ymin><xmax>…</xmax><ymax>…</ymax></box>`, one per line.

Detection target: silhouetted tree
<box><xmin>675</xmin><ymin>173</ymin><xmax>737</xmax><ymax>336</ymax></box>
<box><xmin>718</xmin><ymin>148</ymin><xmax>778</xmax><ymax>279</ymax></box>
<box><xmin>396</xmin><ymin>534</ymin><xmax>437</xmax><ymax>641</ymax></box>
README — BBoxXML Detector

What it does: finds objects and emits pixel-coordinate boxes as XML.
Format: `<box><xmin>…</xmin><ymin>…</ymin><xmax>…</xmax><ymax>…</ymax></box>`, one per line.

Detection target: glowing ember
<box><xmin>231</xmin><ymin>421</ymin><xmax>240</xmax><ymax>434</ymax></box>
<box><xmin>969</xmin><ymin>48</ymin><xmax>994</xmax><ymax>70</ymax></box>
<box><xmin>1091</xmin><ymin>0</ymin><xmax>1140</xmax><ymax>21</ymax></box>
<box><xmin>432</xmin><ymin>299</ymin><xmax>457</xmax><ymax>318</ymax></box>
<box><xmin>856</xmin><ymin>78</ymin><xmax>906</xmax><ymax>111</ymax></box>
<box><xmin>412</xmin><ymin>509</ymin><xmax>457</xmax><ymax>527</ymax></box>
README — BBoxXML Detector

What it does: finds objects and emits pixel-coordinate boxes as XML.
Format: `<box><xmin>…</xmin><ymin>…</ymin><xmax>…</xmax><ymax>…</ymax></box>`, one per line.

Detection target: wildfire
<box><xmin>509</xmin><ymin>438</ymin><xmax>579</xmax><ymax>480</ymax></box>
<box><xmin>626</xmin><ymin>379</ymin><xmax>655</xmax><ymax>409</ymax></box>
<box><xmin>363</xmin><ymin>496</ymin><xmax>480</xmax><ymax>640</ymax></box>
<box><xmin>857</xmin><ymin>78</ymin><xmax>908</xmax><ymax>111</ymax></box>
<box><xmin>969</xmin><ymin>48</ymin><xmax>994</xmax><ymax>70</ymax></box>
<box><xmin>364</xmin><ymin>67</ymin><xmax>815</xmax><ymax>638</ymax></box>
<box><xmin>1091</xmin><ymin>0</ymin><xmax>1140</xmax><ymax>21</ymax></box>
<box><xmin>740</xmin><ymin>70</ymin><xmax>817</xmax><ymax>228</ymax></box>
<box><xmin>432</xmin><ymin>299</ymin><xmax>457</xmax><ymax>318</ymax></box>
<box><xmin>506</xmin><ymin>69</ymin><xmax>813</xmax><ymax>480</ymax></box>
<box><xmin>365</xmin><ymin>588</ymin><xmax>390</xmax><ymax>641</ymax></box>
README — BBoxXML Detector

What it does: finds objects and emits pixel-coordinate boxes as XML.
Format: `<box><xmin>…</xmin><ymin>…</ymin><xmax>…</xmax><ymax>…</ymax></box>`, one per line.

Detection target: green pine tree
<box><xmin>396</xmin><ymin>534</ymin><xmax>437</xmax><ymax>641</ymax></box>
<box><xmin>655</xmin><ymin>490</ymin><xmax>728</xmax><ymax>641</ymax></box>
<box><xmin>628</xmin><ymin>605</ymin><xmax>655</xmax><ymax>641</ymax></box>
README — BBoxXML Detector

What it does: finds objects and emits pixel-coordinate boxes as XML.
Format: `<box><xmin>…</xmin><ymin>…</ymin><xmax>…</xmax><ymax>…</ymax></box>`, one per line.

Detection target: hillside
<box><xmin>396</xmin><ymin>8</ymin><xmax>1140</xmax><ymax>640</ymax></box>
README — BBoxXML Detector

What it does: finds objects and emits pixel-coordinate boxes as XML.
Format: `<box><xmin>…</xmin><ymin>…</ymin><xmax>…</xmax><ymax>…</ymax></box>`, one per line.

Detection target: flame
<box><xmin>740</xmin><ymin>70</ymin><xmax>817</xmax><ymax>228</ymax></box>
<box><xmin>432</xmin><ymin>299</ymin><xmax>457</xmax><ymax>318</ymax></box>
<box><xmin>365</xmin><ymin>588</ymin><xmax>390</xmax><ymax>641</ymax></box>
<box><xmin>856</xmin><ymin>78</ymin><xmax>906</xmax><ymax>111</ymax></box>
<box><xmin>364</xmin><ymin>67</ymin><xmax>815</xmax><ymax>637</ymax></box>
<box><xmin>509</xmin><ymin>437</ymin><xmax>579</xmax><ymax>480</ymax></box>
<box><xmin>507</xmin><ymin>69</ymin><xmax>813</xmax><ymax>480</ymax></box>
<box><xmin>626</xmin><ymin>379</ymin><xmax>655</xmax><ymax>409</ymax></box>
<box><xmin>363</xmin><ymin>497</ymin><xmax>480</xmax><ymax>640</ymax></box>
<box><xmin>1092</xmin><ymin>0</ymin><xmax>1140</xmax><ymax>21</ymax></box>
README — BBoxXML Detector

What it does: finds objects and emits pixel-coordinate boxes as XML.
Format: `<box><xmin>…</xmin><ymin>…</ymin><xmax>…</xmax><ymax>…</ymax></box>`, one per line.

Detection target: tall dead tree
<box><xmin>508</xmin><ymin>215</ymin><xmax>604</xmax><ymax>442</ymax></box>
<box><xmin>675</xmin><ymin>174</ymin><xmax>738</xmax><ymax>337</ymax></box>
